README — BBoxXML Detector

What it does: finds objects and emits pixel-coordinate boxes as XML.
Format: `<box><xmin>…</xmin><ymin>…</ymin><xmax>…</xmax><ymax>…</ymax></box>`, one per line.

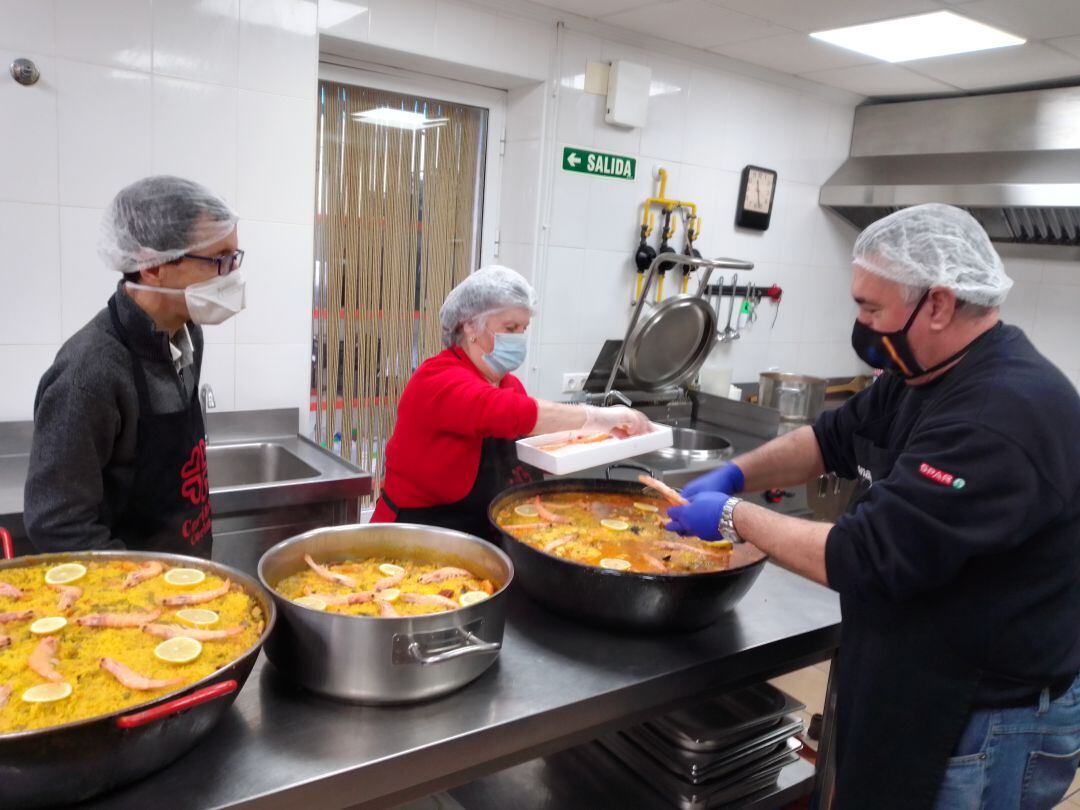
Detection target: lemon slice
<box><xmin>459</xmin><ymin>591</ymin><xmax>490</xmax><ymax>607</ymax></box>
<box><xmin>708</xmin><ymin>540</ymin><xmax>734</xmax><ymax>550</ymax></box>
<box><xmin>514</xmin><ymin>504</ymin><xmax>539</xmax><ymax>517</ymax></box>
<box><xmin>22</xmin><ymin>682</ymin><xmax>72</xmax><ymax>703</ymax></box>
<box><xmin>377</xmin><ymin>588</ymin><xmax>401</xmax><ymax>603</ymax></box>
<box><xmin>378</xmin><ymin>563</ymin><xmax>405</xmax><ymax>578</ymax></box>
<box><xmin>164</xmin><ymin>568</ymin><xmax>205</xmax><ymax>587</ymax></box>
<box><xmin>633</xmin><ymin>502</ymin><xmax>659</xmax><ymax>513</ymax></box>
<box><xmin>600</xmin><ymin>519</ymin><xmax>630</xmax><ymax>531</ymax></box>
<box><xmin>600</xmin><ymin>558</ymin><xmax>632</xmax><ymax>571</ymax></box>
<box><xmin>175</xmin><ymin>608</ymin><xmax>219</xmax><ymax>626</ymax></box>
<box><xmin>154</xmin><ymin>636</ymin><xmax>203</xmax><ymax>663</ymax></box>
<box><xmin>44</xmin><ymin>563</ymin><xmax>87</xmax><ymax>585</ymax></box>
<box><xmin>30</xmin><ymin>616</ymin><xmax>68</xmax><ymax>635</ymax></box>
<box><xmin>293</xmin><ymin>595</ymin><xmax>327</xmax><ymax>611</ymax></box>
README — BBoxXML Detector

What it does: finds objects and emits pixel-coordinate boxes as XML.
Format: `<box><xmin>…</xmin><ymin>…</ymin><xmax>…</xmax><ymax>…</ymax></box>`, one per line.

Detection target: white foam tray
<box><xmin>516</xmin><ymin>422</ymin><xmax>673</xmax><ymax>476</ymax></box>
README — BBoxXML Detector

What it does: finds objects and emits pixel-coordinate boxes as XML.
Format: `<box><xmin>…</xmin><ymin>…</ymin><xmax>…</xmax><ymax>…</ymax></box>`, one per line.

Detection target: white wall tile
<box><xmin>1030</xmin><ymin>283</ymin><xmax>1080</xmax><ymax>371</ymax></box>
<box><xmin>1040</xmin><ymin>258</ymin><xmax>1080</xmax><ymax>287</ymax></box>
<box><xmin>0</xmin><ymin>49</ymin><xmax>57</xmax><ymax>204</ymax></box>
<box><xmin>200</xmin><ymin>342</ymin><xmax>236</xmax><ymax>411</ymax></box>
<box><xmin>492</xmin><ymin>13</ymin><xmax>555</xmax><ymax>82</ymax></box>
<box><xmin>56</xmin><ymin>60</ymin><xmax>152</xmax><ymax>208</ymax></box>
<box><xmin>682</xmin><ymin>68</ymin><xmax>730</xmax><ymax>170</ymax></box>
<box><xmin>235</xmin><ymin>342</ymin><xmax>312</xmax><ymax>411</ymax></box>
<box><xmin>58</xmin><ymin>206</ymin><xmax>118</xmax><ymax>340</ymax></box>
<box><xmin>547</xmin><ymin>166</ymin><xmax>591</xmax><ymax>249</ymax></box>
<box><xmin>578</xmin><ymin>248</ymin><xmax>636</xmax><ymax>345</ymax></box>
<box><xmin>0</xmin><ymin>346</ymin><xmax>61</xmax><ymax>421</ymax></box>
<box><xmin>999</xmin><ymin>281</ymin><xmax>1040</xmax><ymax>334</ymax></box>
<box><xmin>797</xmin><ymin>340</ymin><xmax>864</xmax><ymax>378</ymax></box>
<box><xmin>0</xmin><ymin>202</ymin><xmax>61</xmax><ymax>344</ymax></box>
<box><xmin>498</xmin><ymin>241</ymin><xmax>536</xmax><ymax>282</ymax></box>
<box><xmin>238</xmin><ymin>0</ymin><xmax>317</xmax><ymax>99</ymax></box>
<box><xmin>235</xmin><ymin>220</ymin><xmax>314</xmax><ymax>344</ymax></box>
<box><xmin>54</xmin><ymin>0</ymin><xmax>152</xmax><ymax>72</ymax></box>
<box><xmin>152</xmin><ymin>76</ymin><xmax>239</xmax><ymax>204</ymax></box>
<box><xmin>363</xmin><ymin>0</ymin><xmax>437</xmax><ymax>56</ymax></box>
<box><xmin>0</xmin><ymin>0</ymin><xmax>54</xmax><ymax>52</ymax></box>
<box><xmin>201</xmin><ymin>314</ymin><xmax>237</xmax><ymax>345</ymax></box>
<box><xmin>1000</xmin><ymin>256</ymin><xmax>1043</xmax><ymax>285</ymax></box>
<box><xmin>537</xmin><ymin>246</ymin><xmax>585</xmax><ymax>344</ymax></box>
<box><xmin>585</xmin><ymin>158</ymin><xmax>666</xmax><ymax>253</ymax></box>
<box><xmin>237</xmin><ymin>90</ymin><xmax>316</xmax><ymax>224</ymax></box>
<box><xmin>533</xmin><ymin>342</ymin><xmax>579</xmax><ymax>401</ymax></box>
<box><xmin>434</xmin><ymin>1</ymin><xmax>498</xmax><ymax>71</ymax></box>
<box><xmin>506</xmin><ymin>82</ymin><xmax>546</xmax><ymax>143</ymax></box>
<box><xmin>154</xmin><ymin>0</ymin><xmax>239</xmax><ymax>86</ymax></box>
<box><xmin>639</xmin><ymin>56</ymin><xmax>690</xmax><ymax>162</ymax></box>
<box><xmin>499</xmin><ymin>138</ymin><xmax>541</xmax><ymax>245</ymax></box>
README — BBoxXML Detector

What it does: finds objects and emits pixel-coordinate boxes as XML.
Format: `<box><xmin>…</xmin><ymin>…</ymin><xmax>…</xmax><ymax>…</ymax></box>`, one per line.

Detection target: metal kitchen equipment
<box><xmin>258</xmin><ymin>523</ymin><xmax>512</xmax><ymax>704</ymax></box>
<box><xmin>757</xmin><ymin>373</ymin><xmax>827</xmax><ymax>422</ymax></box>
<box><xmin>0</xmin><ymin>549</ymin><xmax>275</xmax><ymax>809</ymax></box>
<box><xmin>654</xmin><ymin>427</ymin><xmax>733</xmax><ymax>462</ymax></box>
<box><xmin>597</xmin><ymin>252</ymin><xmax>754</xmax><ymax>404</ymax></box>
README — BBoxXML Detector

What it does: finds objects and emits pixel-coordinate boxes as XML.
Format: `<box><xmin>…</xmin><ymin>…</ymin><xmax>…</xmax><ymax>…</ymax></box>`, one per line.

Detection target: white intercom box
<box><xmin>605</xmin><ymin>60</ymin><xmax>651</xmax><ymax>129</ymax></box>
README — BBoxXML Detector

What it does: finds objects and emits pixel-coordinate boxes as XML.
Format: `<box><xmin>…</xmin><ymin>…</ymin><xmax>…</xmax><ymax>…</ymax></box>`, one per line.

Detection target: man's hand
<box><xmin>665</xmin><ymin>492</ymin><xmax>734</xmax><ymax>541</ymax></box>
<box><xmin>682</xmin><ymin>463</ymin><xmax>744</xmax><ymax>499</ymax></box>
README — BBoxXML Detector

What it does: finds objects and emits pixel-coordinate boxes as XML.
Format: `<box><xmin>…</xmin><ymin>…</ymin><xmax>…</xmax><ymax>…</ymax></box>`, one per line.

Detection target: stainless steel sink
<box><xmin>207</xmin><ymin>442</ymin><xmax>321</xmax><ymax>489</ymax></box>
<box><xmin>653</xmin><ymin>427</ymin><xmax>733</xmax><ymax>461</ymax></box>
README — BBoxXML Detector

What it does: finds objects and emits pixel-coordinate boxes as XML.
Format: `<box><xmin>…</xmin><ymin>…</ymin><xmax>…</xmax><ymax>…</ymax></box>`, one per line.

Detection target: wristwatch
<box><xmin>719</xmin><ymin>497</ymin><xmax>743</xmax><ymax>543</ymax></box>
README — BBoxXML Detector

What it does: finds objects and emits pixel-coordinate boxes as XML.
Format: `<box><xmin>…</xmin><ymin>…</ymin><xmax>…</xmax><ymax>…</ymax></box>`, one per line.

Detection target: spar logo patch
<box><xmin>918</xmin><ymin>462</ymin><xmax>966</xmax><ymax>489</ymax></box>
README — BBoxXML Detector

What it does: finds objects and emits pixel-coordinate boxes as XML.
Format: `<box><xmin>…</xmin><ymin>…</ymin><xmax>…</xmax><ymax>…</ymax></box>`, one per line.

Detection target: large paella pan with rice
<box><xmin>0</xmin><ymin>536</ymin><xmax>274</xmax><ymax>808</ymax></box>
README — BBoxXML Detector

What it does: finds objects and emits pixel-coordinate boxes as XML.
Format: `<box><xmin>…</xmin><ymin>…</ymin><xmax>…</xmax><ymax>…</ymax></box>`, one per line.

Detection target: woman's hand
<box><xmin>582</xmin><ymin>405</ymin><xmax>652</xmax><ymax>437</ymax></box>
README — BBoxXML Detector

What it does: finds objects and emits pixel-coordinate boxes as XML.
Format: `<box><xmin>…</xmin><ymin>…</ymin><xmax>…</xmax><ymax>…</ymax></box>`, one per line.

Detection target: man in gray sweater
<box><xmin>24</xmin><ymin>176</ymin><xmax>246</xmax><ymax>558</ymax></box>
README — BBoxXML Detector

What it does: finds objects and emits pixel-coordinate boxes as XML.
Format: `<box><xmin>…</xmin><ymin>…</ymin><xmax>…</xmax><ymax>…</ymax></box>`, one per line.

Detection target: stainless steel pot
<box><xmin>257</xmin><ymin>523</ymin><xmax>513</xmax><ymax>704</ymax></box>
<box><xmin>758</xmin><ymin>373</ymin><xmax>827</xmax><ymax>421</ymax></box>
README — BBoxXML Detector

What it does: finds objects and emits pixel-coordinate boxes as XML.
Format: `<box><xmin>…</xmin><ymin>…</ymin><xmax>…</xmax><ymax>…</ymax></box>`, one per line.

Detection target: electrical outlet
<box><xmin>562</xmin><ymin>372</ymin><xmax>588</xmax><ymax>393</ymax></box>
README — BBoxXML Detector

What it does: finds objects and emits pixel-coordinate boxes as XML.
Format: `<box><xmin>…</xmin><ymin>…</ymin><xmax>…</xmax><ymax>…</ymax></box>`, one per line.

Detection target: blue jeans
<box><xmin>933</xmin><ymin>672</ymin><xmax>1080</xmax><ymax>810</ymax></box>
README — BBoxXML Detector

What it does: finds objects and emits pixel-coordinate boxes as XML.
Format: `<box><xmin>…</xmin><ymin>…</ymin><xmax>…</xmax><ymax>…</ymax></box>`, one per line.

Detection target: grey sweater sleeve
<box><xmin>24</xmin><ymin>368</ymin><xmax>126</xmax><ymax>552</ymax></box>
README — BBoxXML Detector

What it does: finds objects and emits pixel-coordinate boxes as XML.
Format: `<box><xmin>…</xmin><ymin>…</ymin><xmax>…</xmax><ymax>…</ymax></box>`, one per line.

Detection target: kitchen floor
<box><xmin>770</xmin><ymin>663</ymin><xmax>1080</xmax><ymax>808</ymax></box>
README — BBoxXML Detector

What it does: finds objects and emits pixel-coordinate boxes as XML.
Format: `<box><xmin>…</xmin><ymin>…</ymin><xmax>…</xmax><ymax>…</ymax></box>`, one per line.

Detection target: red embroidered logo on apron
<box><xmin>180</xmin><ymin>439</ymin><xmax>212</xmax><ymax>546</ymax></box>
<box><xmin>918</xmin><ymin>462</ymin><xmax>966</xmax><ymax>489</ymax></box>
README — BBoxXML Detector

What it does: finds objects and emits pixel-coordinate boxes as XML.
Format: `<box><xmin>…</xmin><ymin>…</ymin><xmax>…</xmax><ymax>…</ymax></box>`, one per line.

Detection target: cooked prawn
<box><xmin>503</xmin><ymin>522</ymin><xmax>550</xmax><ymax>531</ymax></box>
<box><xmin>0</xmin><ymin>610</ymin><xmax>34</xmax><ymax>624</ymax></box>
<box><xmin>143</xmin><ymin>623</ymin><xmax>243</xmax><ymax>641</ymax></box>
<box><xmin>157</xmin><ymin>579</ymin><xmax>231</xmax><ymax>607</ymax></box>
<box><xmin>543</xmin><ymin>534</ymin><xmax>575</xmax><ymax>553</ymax></box>
<box><xmin>401</xmin><ymin>593</ymin><xmax>459</xmax><ymax>610</ymax></box>
<box><xmin>28</xmin><ymin>637</ymin><xmax>63</xmax><ymax>682</ymax></box>
<box><xmin>100</xmin><ymin>657</ymin><xmax>183</xmax><ymax>691</ymax></box>
<box><xmin>123</xmin><ymin>561</ymin><xmax>164</xmax><ymax>589</ymax></box>
<box><xmin>374</xmin><ymin>571</ymin><xmax>404</xmax><ymax>591</ymax></box>
<box><xmin>0</xmin><ymin>581</ymin><xmax>24</xmax><ymax>599</ymax></box>
<box><xmin>655</xmin><ymin>539</ymin><xmax>730</xmax><ymax>560</ymax></box>
<box><xmin>76</xmin><ymin>608</ymin><xmax>161</xmax><ymax>628</ymax></box>
<box><xmin>638</xmin><ymin>474</ymin><xmax>688</xmax><ymax>506</ymax></box>
<box><xmin>303</xmin><ymin>554</ymin><xmax>355</xmax><ymax>588</ymax></box>
<box><xmin>534</xmin><ymin>496</ymin><xmax>571</xmax><ymax>525</ymax></box>
<box><xmin>51</xmin><ymin>584</ymin><xmax>82</xmax><ymax>611</ymax></box>
<box><xmin>0</xmin><ymin>635</ymin><xmax>10</xmax><ymax>649</ymax></box>
<box><xmin>417</xmin><ymin>567</ymin><xmax>473</xmax><ymax>584</ymax></box>
<box><xmin>0</xmin><ymin>684</ymin><xmax>10</xmax><ymax>707</ymax></box>
<box><xmin>303</xmin><ymin>587</ymin><xmax>374</xmax><ymax>606</ymax></box>
<box><xmin>376</xmin><ymin>600</ymin><xmax>398</xmax><ymax>618</ymax></box>
<box><xmin>641</xmin><ymin>552</ymin><xmax>669</xmax><ymax>573</ymax></box>
<box><xmin>537</xmin><ymin>432</ymin><xmax>612</xmax><ymax>452</ymax></box>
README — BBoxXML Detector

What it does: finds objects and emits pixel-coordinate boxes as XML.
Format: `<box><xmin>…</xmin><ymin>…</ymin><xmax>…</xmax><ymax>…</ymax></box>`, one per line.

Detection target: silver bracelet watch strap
<box><xmin>719</xmin><ymin>496</ymin><xmax>743</xmax><ymax>543</ymax></box>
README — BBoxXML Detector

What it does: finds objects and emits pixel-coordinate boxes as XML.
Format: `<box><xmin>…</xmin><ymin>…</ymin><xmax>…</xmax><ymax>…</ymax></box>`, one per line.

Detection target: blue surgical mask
<box><xmin>482</xmin><ymin>332</ymin><xmax>527</xmax><ymax>375</ymax></box>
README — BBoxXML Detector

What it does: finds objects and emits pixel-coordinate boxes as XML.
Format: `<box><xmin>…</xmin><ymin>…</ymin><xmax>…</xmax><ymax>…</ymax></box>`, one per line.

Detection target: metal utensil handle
<box><xmin>115</xmin><ymin>679</ymin><xmax>238</xmax><ymax>729</ymax></box>
<box><xmin>604</xmin><ymin>461</ymin><xmax>655</xmax><ymax>480</ymax></box>
<box><xmin>604</xmin><ymin>253</ymin><xmax>753</xmax><ymax>397</ymax></box>
<box><xmin>405</xmin><ymin>631</ymin><xmax>501</xmax><ymax>665</ymax></box>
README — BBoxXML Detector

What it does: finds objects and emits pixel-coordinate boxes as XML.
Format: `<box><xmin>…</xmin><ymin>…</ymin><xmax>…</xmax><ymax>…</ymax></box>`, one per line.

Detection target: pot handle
<box><xmin>115</xmin><ymin>679</ymin><xmax>238</xmax><ymax>729</ymax></box>
<box><xmin>401</xmin><ymin>630</ymin><xmax>501</xmax><ymax>666</ymax></box>
<box><xmin>0</xmin><ymin>528</ymin><xmax>13</xmax><ymax>560</ymax></box>
<box><xmin>604</xmin><ymin>461</ymin><xmax>654</xmax><ymax>480</ymax></box>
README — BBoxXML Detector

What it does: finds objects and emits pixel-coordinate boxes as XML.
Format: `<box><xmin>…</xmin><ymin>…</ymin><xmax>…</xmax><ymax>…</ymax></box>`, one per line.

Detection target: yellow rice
<box><xmin>0</xmin><ymin>561</ymin><xmax>263</xmax><ymax>734</ymax></box>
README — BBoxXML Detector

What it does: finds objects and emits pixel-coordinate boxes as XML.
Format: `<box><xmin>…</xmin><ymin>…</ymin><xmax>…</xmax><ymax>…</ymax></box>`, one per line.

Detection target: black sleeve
<box><xmin>23</xmin><ymin>370</ymin><xmax>126</xmax><ymax>553</ymax></box>
<box><xmin>824</xmin><ymin>419</ymin><xmax>1053</xmax><ymax>602</ymax></box>
<box><xmin>812</xmin><ymin>377</ymin><xmax>896</xmax><ymax>479</ymax></box>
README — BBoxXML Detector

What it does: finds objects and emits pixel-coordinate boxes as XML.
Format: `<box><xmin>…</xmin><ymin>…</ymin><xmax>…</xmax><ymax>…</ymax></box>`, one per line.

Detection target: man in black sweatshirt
<box><xmin>667</xmin><ymin>204</ymin><xmax>1080</xmax><ymax>809</ymax></box>
<box><xmin>24</xmin><ymin>176</ymin><xmax>246</xmax><ymax>559</ymax></box>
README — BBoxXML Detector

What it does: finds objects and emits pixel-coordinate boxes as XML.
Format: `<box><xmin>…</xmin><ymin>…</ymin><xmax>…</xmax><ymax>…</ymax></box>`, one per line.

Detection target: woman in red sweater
<box><xmin>371</xmin><ymin>266</ymin><xmax>651</xmax><ymax>540</ymax></box>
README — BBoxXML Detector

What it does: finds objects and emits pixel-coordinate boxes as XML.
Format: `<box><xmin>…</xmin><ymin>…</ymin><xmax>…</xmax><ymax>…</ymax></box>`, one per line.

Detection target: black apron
<box><xmin>383</xmin><ymin>437</ymin><xmax>541</xmax><ymax>542</ymax></box>
<box><xmin>833</xmin><ymin>413</ymin><xmax>978</xmax><ymax>809</ymax></box>
<box><xmin>108</xmin><ymin>299</ymin><xmax>213</xmax><ymax>559</ymax></box>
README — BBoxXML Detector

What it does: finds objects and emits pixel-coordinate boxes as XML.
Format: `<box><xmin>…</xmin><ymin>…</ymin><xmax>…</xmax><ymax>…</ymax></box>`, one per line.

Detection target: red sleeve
<box><xmin>407</xmin><ymin>351</ymin><xmax>537</xmax><ymax>440</ymax></box>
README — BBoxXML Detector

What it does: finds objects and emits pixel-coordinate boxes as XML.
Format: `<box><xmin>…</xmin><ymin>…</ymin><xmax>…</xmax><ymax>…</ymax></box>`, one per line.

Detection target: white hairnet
<box><xmin>440</xmin><ymin>265</ymin><xmax>537</xmax><ymax>347</ymax></box>
<box><xmin>853</xmin><ymin>203</ymin><xmax>1012</xmax><ymax>307</ymax></box>
<box><xmin>98</xmin><ymin>175</ymin><xmax>238</xmax><ymax>274</ymax></box>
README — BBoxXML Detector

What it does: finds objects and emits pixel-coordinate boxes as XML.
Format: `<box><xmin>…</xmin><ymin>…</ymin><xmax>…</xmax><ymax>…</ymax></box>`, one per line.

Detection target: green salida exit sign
<box><xmin>561</xmin><ymin>146</ymin><xmax>636</xmax><ymax>181</ymax></box>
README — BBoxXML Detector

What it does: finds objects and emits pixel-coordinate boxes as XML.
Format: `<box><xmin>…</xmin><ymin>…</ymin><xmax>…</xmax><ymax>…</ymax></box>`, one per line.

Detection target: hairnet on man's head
<box><xmin>852</xmin><ymin>203</ymin><xmax>1013</xmax><ymax>307</ymax></box>
<box><xmin>98</xmin><ymin>175</ymin><xmax>238</xmax><ymax>274</ymax></box>
<box><xmin>440</xmin><ymin>265</ymin><xmax>537</xmax><ymax>347</ymax></box>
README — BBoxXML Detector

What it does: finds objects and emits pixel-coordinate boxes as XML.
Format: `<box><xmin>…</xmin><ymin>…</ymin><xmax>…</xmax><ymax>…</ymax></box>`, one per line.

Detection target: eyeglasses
<box><xmin>184</xmin><ymin>249</ymin><xmax>245</xmax><ymax>276</ymax></box>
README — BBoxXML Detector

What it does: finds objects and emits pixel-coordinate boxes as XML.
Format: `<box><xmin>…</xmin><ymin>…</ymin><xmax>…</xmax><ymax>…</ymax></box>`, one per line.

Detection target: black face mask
<box><xmin>851</xmin><ymin>290</ymin><xmax>970</xmax><ymax>379</ymax></box>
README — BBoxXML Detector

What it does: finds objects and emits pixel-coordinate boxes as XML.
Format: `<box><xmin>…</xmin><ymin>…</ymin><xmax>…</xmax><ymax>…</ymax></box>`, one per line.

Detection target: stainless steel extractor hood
<box><xmin>820</xmin><ymin>85</ymin><xmax>1080</xmax><ymax>245</ymax></box>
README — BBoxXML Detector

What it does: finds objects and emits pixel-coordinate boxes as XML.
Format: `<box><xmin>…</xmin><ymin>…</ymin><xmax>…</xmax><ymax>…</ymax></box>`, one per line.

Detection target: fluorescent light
<box><xmin>810</xmin><ymin>11</ymin><xmax>1025</xmax><ymax>63</ymax></box>
<box><xmin>351</xmin><ymin>107</ymin><xmax>448</xmax><ymax>130</ymax></box>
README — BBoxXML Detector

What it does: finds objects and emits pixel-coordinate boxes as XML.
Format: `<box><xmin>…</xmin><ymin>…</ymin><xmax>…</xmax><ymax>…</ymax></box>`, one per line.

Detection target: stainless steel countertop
<box><xmin>80</xmin><ymin>564</ymin><xmax>840</xmax><ymax>810</ymax></box>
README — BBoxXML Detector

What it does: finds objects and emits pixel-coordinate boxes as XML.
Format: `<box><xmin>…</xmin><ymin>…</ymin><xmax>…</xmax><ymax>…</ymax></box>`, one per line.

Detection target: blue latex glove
<box><xmin>682</xmin><ymin>462</ymin><xmax>744</xmax><ymax>499</ymax></box>
<box><xmin>665</xmin><ymin>491</ymin><xmax>733</xmax><ymax>541</ymax></box>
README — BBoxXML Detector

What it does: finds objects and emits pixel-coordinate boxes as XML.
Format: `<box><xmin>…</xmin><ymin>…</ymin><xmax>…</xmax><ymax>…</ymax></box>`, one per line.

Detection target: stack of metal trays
<box><xmin>594</xmin><ymin>682</ymin><xmax>806</xmax><ymax>809</ymax></box>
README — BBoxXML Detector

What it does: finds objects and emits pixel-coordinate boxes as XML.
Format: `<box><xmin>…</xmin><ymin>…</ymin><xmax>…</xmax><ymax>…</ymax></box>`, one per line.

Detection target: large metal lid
<box><xmin>623</xmin><ymin>295</ymin><xmax>717</xmax><ymax>390</ymax></box>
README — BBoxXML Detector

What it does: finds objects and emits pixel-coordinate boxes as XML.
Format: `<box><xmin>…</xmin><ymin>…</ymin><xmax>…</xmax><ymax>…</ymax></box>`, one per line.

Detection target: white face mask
<box><xmin>127</xmin><ymin>272</ymin><xmax>246</xmax><ymax>325</ymax></box>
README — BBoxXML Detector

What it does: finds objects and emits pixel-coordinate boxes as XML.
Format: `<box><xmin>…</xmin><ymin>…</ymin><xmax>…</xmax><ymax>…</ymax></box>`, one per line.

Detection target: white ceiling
<box><xmin>527</xmin><ymin>0</ymin><xmax>1080</xmax><ymax>98</ymax></box>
